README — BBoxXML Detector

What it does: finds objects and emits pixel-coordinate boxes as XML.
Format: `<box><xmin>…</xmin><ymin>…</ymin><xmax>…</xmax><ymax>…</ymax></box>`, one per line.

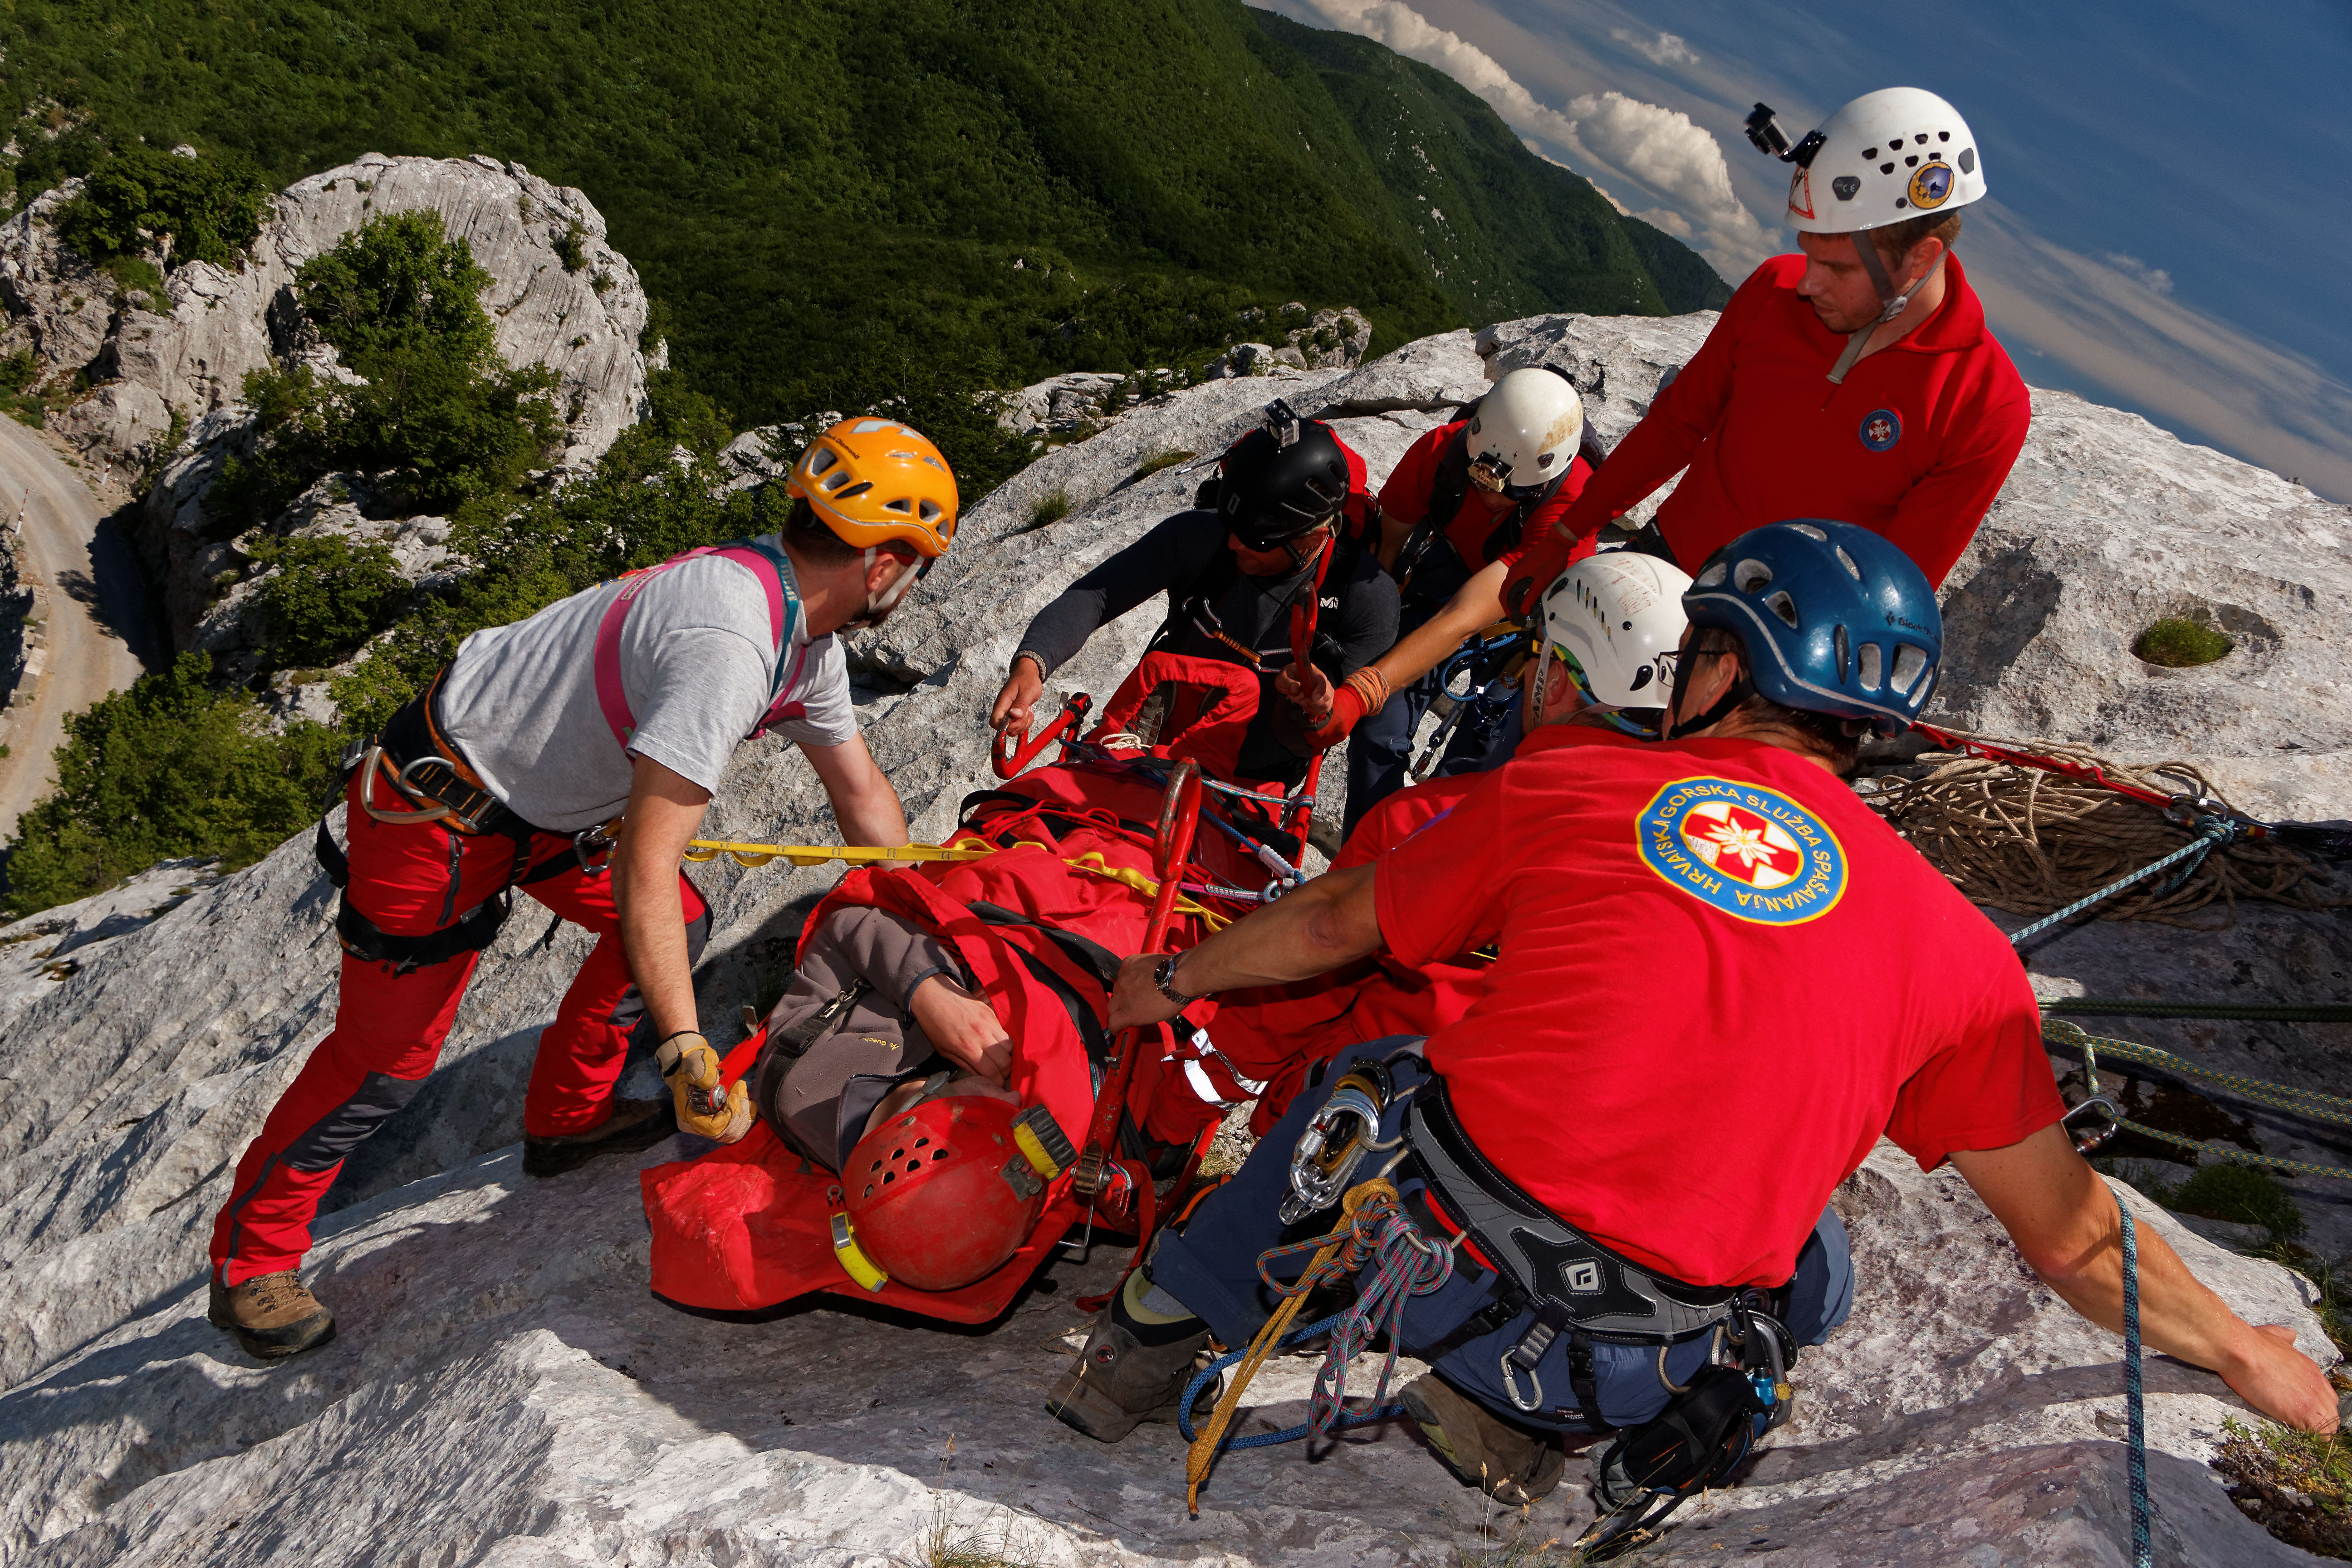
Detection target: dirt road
<box><xmin>0</xmin><ymin>419</ymin><xmax>154</xmax><ymax>846</ymax></box>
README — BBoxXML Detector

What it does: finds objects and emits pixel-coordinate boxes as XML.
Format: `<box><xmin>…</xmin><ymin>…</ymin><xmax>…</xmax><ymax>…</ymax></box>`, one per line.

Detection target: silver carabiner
<box><xmin>1278</xmin><ymin>1080</ymin><xmax>1384</xmax><ymax>1224</ymax></box>
<box><xmin>1500</xmin><ymin>1352</ymin><xmax>1545</xmax><ymax>1413</ymax></box>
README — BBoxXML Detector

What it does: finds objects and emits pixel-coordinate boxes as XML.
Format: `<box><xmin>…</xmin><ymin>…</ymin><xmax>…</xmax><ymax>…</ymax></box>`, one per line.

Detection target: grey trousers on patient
<box><xmin>750</xmin><ymin>905</ymin><xmax>969</xmax><ymax>1171</ymax></box>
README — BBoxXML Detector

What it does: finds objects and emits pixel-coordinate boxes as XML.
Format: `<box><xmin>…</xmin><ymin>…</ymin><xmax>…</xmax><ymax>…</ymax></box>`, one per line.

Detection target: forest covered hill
<box><xmin>0</xmin><ymin>0</ymin><xmax>1725</xmax><ymax>450</ymax></box>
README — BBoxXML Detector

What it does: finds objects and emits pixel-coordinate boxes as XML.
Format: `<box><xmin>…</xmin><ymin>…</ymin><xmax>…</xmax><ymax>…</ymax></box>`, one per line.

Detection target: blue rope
<box><xmin>1175</xmin><ymin>1312</ymin><xmax>1406</xmax><ymax>1450</ymax></box>
<box><xmin>2006</xmin><ymin>815</ymin><xmax>2235</xmax><ymax>949</ymax></box>
<box><xmin>2119</xmin><ymin>1193</ymin><xmax>2154</xmax><ymax>1568</ymax></box>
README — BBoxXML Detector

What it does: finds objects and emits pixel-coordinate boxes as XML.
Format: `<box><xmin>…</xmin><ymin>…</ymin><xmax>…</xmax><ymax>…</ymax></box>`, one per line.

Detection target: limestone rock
<box><xmin>996</xmin><ymin>370</ymin><xmax>1130</xmax><ymax>437</ymax></box>
<box><xmin>2</xmin><ymin>315</ymin><xmax>2349</xmax><ymax>1567</ymax></box>
<box><xmin>0</xmin><ymin>184</ymin><xmax>115</xmax><ymax>386</ymax></box>
<box><xmin>96</xmin><ymin>154</ymin><xmax>652</xmax><ymax>652</ymax></box>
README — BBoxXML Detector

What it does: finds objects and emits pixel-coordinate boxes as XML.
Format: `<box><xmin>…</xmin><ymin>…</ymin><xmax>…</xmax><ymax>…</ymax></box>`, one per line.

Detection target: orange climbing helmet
<box><xmin>788</xmin><ymin>417</ymin><xmax>960</xmax><ymax>559</ymax></box>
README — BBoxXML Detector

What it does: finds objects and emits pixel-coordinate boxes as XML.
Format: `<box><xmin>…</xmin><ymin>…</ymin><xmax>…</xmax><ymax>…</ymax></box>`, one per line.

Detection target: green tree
<box><xmin>53</xmin><ymin>144</ymin><xmax>272</xmax><ymax>270</ymax></box>
<box><xmin>1</xmin><ymin>654</ymin><xmax>344</xmax><ymax>917</ymax></box>
<box><xmin>251</xmin><ymin>534</ymin><xmax>413</xmax><ymax>666</ymax></box>
<box><xmin>294</xmin><ymin>209</ymin><xmax>500</xmax><ymax>368</ymax></box>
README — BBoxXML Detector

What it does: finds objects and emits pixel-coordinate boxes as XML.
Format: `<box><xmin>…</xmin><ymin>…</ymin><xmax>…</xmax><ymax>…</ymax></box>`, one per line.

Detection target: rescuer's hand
<box><xmin>2224</xmin><ymin>1322</ymin><xmax>2342</xmax><ymax>1433</ymax></box>
<box><xmin>1108</xmin><ymin>952</ymin><xmax>1188</xmax><ymax>1033</ymax></box>
<box><xmin>1303</xmin><ymin>667</ymin><xmax>1391</xmax><ymax>749</ymax></box>
<box><xmin>1276</xmin><ymin>661</ymin><xmax>1336</xmax><ymax>724</ymax></box>
<box><xmin>910</xmin><ymin>975</ymin><xmax>1015</xmax><ymax>1086</ymax></box>
<box><xmin>990</xmin><ymin>656</ymin><xmax>1046</xmax><ymax>736</ymax></box>
<box><xmin>656</xmin><ymin>1031</ymin><xmax>751</xmax><ymax>1142</ymax></box>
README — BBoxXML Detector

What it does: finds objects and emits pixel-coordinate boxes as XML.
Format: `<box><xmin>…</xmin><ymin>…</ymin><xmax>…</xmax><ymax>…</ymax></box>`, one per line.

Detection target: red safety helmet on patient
<box><xmin>834</xmin><ymin>1095</ymin><xmax>1070</xmax><ymax>1293</ymax></box>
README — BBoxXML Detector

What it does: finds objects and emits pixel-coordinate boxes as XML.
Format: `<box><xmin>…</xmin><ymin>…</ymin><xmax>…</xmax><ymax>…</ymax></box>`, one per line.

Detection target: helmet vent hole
<box><xmin>884</xmin><ymin>497</ymin><xmax>912</xmax><ymax>513</ymax></box>
<box><xmin>1938</xmin><ymin>130</ymin><xmax>1951</xmax><ymax>141</ymax></box>
<box><xmin>1862</xmin><ymin>146</ymin><xmax>1878</xmax><ymax>160</ymax></box>
<box><xmin>1887</xmin><ymin>136</ymin><xmax>1905</xmax><ymax>148</ymax></box>
<box><xmin>1834</xmin><ymin>624</ymin><xmax>1851</xmax><ymax>681</ymax></box>
<box><xmin>1891</xmin><ymin>646</ymin><xmax>1929</xmax><ymax>696</ymax></box>
<box><xmin>1880</xmin><ymin>162</ymin><xmax>1895</xmax><ymax>175</ymax></box>
<box><xmin>1733</xmin><ymin>559</ymin><xmax>1774</xmax><ymax>593</ymax></box>
<box><xmin>1834</xmin><ymin>545</ymin><xmax>1862</xmax><ymax>581</ymax></box>
<box><xmin>1789</xmin><ymin>523</ymin><xmax>1828</xmax><ymax>541</ymax></box>
<box><xmin>821</xmin><ymin>471</ymin><xmax>853</xmax><ymax>492</ymax></box>
<box><xmin>890</xmin><ymin>1147</ymin><xmax>906</xmax><ymax>1161</ymax></box>
<box><xmin>881</xmin><ymin>1171</ymin><xmax>897</xmax><ymax>1186</ymax></box>
<box><xmin>807</xmin><ymin>449</ymin><xmax>838</xmax><ymax>476</ymax></box>
<box><xmin>919</xmin><ymin>500</ymin><xmax>942</xmax><ymax>523</ymax></box>
<box><xmin>1696</xmin><ymin>563</ymin><xmax>1728</xmax><ymax>589</ymax></box>
<box><xmin>1858</xmin><ymin>643</ymin><xmax>1883</xmax><ymax>691</ymax></box>
<box><xmin>904</xmin><ymin>1158</ymin><xmax>922</xmax><ymax>1175</ymax></box>
<box><xmin>913</xmin><ymin>1137</ymin><xmax>930</xmax><ymax>1148</ymax></box>
<box><xmin>932</xmin><ymin>1148</ymin><xmax>950</xmax><ymax>1161</ymax></box>
<box><xmin>1764</xmin><ymin>591</ymin><xmax>1799</xmax><ymax>629</ymax></box>
<box><xmin>835</xmin><ymin>480</ymin><xmax>873</xmax><ymax>499</ymax></box>
<box><xmin>1959</xmin><ymin>147</ymin><xmax>1976</xmax><ymax>174</ymax></box>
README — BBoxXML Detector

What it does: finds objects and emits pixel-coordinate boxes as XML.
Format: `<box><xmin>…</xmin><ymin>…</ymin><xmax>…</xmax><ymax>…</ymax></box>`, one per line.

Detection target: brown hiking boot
<box><xmin>209</xmin><ymin>1271</ymin><xmax>336</xmax><ymax>1360</ymax></box>
<box><xmin>1046</xmin><ymin>1316</ymin><xmax>1221</xmax><ymax>1443</ymax></box>
<box><xmin>522</xmin><ymin>1096</ymin><xmax>678</xmax><ymax>1178</ymax></box>
<box><xmin>1401</xmin><ymin>1373</ymin><xmax>1566</xmax><ymax>1505</ymax></box>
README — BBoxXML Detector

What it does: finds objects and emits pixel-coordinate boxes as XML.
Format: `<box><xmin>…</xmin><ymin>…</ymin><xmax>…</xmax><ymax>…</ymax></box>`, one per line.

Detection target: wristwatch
<box><xmin>1153</xmin><ymin>953</ymin><xmax>1208</xmax><ymax>1007</ymax></box>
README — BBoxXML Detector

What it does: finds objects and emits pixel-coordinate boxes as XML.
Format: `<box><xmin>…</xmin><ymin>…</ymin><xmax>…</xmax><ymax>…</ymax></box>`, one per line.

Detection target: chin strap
<box><xmin>1663</xmin><ymin>647</ymin><xmax>1754</xmax><ymax>741</ymax></box>
<box><xmin>1827</xmin><ymin>236</ymin><xmax>1945</xmax><ymax>385</ymax></box>
<box><xmin>843</xmin><ymin>547</ymin><xmax>925</xmax><ymax>631</ymax></box>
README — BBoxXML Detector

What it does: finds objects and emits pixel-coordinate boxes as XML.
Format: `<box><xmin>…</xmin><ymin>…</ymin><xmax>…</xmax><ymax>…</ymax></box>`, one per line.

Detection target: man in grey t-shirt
<box><xmin>208</xmin><ymin>420</ymin><xmax>1009</xmax><ymax>1362</ymax></box>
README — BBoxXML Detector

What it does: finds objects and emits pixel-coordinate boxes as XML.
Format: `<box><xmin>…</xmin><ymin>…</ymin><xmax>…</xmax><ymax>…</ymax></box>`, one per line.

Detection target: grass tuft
<box><xmin>2133</xmin><ymin>616</ymin><xmax>2232</xmax><ymax>668</ymax></box>
<box><xmin>1129</xmin><ymin>448</ymin><xmax>1196</xmax><ymax>483</ymax></box>
<box><xmin>2214</xmin><ymin>1414</ymin><xmax>2352</xmax><ymax>1559</ymax></box>
<box><xmin>1019</xmin><ymin>489</ymin><xmax>1072</xmax><ymax>533</ymax></box>
<box><xmin>920</xmin><ymin>1504</ymin><xmax>1050</xmax><ymax>1568</ymax></box>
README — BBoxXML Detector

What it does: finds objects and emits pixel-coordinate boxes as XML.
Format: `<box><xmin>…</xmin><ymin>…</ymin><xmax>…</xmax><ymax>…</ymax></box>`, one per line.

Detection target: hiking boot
<box><xmin>522</xmin><ymin>1096</ymin><xmax>678</xmax><ymax>1178</ymax></box>
<box><xmin>209</xmin><ymin>1271</ymin><xmax>336</xmax><ymax>1360</ymax></box>
<box><xmin>1046</xmin><ymin>1316</ymin><xmax>1220</xmax><ymax>1443</ymax></box>
<box><xmin>1401</xmin><ymin>1373</ymin><xmax>1566</xmax><ymax>1505</ymax></box>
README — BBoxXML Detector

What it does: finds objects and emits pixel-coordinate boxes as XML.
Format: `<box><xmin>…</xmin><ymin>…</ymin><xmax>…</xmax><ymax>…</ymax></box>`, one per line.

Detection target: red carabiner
<box><xmin>992</xmin><ymin>692</ymin><xmax>1094</xmax><ymax>779</ymax></box>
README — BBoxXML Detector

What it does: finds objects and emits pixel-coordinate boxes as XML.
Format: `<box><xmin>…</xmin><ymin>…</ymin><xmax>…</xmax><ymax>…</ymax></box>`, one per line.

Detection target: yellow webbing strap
<box><xmin>1061</xmin><ymin>852</ymin><xmax>1233</xmax><ymax>932</ymax></box>
<box><xmin>830</xmin><ymin>1212</ymin><xmax>889</xmax><ymax>1292</ymax></box>
<box><xmin>681</xmin><ymin>839</ymin><xmax>1000</xmax><ymax>869</ymax></box>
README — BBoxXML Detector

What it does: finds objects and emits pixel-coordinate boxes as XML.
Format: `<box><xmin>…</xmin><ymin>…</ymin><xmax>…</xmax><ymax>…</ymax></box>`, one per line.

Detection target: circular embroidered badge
<box><xmin>1859</xmin><ymin>408</ymin><xmax>1902</xmax><ymax>451</ymax></box>
<box><xmin>1636</xmin><ymin>777</ymin><xmax>1848</xmax><ymax>926</ymax></box>
<box><xmin>1907</xmin><ymin>160</ymin><xmax>1955</xmax><ymax>210</ymax></box>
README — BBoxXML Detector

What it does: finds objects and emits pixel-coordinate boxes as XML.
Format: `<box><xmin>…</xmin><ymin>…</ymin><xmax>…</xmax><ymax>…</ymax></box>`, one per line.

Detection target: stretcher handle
<box><xmin>993</xmin><ymin>692</ymin><xmax>1093</xmax><ymax>780</ymax></box>
<box><xmin>1074</xmin><ymin>759</ymin><xmax>1204</xmax><ymax>1204</ymax></box>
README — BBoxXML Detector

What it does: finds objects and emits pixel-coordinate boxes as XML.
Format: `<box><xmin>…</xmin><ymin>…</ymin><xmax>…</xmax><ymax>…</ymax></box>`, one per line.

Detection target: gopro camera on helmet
<box><xmin>1743</xmin><ymin>103</ymin><xmax>1824</xmax><ymax>167</ymax></box>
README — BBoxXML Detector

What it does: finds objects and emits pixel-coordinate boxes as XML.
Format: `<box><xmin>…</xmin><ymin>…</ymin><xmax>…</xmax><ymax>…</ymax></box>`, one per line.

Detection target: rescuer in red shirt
<box><xmin>1499</xmin><ymin>87</ymin><xmax>2031</xmax><ymax>619</ymax></box>
<box><xmin>1210</xmin><ymin>552</ymin><xmax>1691</xmax><ymax>1134</ymax></box>
<box><xmin>1279</xmin><ymin>368</ymin><xmax>1597</xmax><ymax>833</ymax></box>
<box><xmin>1053</xmin><ymin>520</ymin><xmax>2334</xmax><ymax>1530</ymax></box>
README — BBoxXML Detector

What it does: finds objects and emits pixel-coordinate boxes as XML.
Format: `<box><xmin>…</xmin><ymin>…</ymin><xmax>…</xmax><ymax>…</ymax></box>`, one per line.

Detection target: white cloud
<box><xmin>1966</xmin><ymin>212</ymin><xmax>2352</xmax><ymax>499</ymax></box>
<box><xmin>2098</xmin><ymin>252</ymin><xmax>2175</xmax><ymax>295</ymax></box>
<box><xmin>1281</xmin><ymin>0</ymin><xmax>1769</xmax><ymax>276</ymax></box>
<box><xmin>1609</xmin><ymin>28</ymin><xmax>1698</xmax><ymax>67</ymax></box>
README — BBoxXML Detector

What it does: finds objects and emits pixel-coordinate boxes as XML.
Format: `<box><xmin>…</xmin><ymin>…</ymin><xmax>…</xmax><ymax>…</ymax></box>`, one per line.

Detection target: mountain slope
<box><xmin>0</xmin><ymin>0</ymin><xmax>1724</xmax><ymax>461</ymax></box>
<box><xmin>1250</xmin><ymin>10</ymin><xmax>1731</xmax><ymax>318</ymax></box>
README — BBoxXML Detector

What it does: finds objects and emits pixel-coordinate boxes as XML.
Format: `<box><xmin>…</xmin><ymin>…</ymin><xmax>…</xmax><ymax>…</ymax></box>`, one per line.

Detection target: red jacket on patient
<box><xmin>1209</xmin><ymin>723</ymin><xmax>1649</xmax><ymax>1131</ymax></box>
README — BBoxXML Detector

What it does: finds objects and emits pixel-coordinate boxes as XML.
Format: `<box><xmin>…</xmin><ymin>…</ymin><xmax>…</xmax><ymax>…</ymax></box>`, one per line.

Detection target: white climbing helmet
<box><xmin>1467</xmin><ymin>368</ymin><xmax>1584</xmax><ymax>498</ymax></box>
<box><xmin>1779</xmin><ymin>87</ymin><xmax>1986</xmax><ymax>236</ymax></box>
<box><xmin>1530</xmin><ymin>552</ymin><xmax>1694</xmax><ymax>718</ymax></box>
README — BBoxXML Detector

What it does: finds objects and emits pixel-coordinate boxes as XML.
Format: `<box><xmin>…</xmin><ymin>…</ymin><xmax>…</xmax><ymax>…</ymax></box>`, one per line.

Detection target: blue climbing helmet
<box><xmin>1676</xmin><ymin>520</ymin><xmax>1942</xmax><ymax>739</ymax></box>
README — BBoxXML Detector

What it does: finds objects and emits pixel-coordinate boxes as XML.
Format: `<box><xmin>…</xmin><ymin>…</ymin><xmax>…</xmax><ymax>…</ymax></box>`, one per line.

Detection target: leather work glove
<box><xmin>1304</xmin><ymin>667</ymin><xmax>1391</xmax><ymax>750</ymax></box>
<box><xmin>656</xmin><ymin>1031</ymin><xmax>752</xmax><ymax>1143</ymax></box>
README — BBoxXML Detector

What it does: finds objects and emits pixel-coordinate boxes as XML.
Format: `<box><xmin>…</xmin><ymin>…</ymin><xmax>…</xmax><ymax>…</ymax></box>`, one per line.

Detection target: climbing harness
<box><xmin>1176</xmin><ymin>1176</ymin><xmax>1450</xmax><ymax>1514</ymax></box>
<box><xmin>593</xmin><ymin>537</ymin><xmax>812</xmax><ymax>749</ymax></box>
<box><xmin>1408</xmin><ymin>627</ymin><xmax>1526</xmax><ymax>784</ymax></box>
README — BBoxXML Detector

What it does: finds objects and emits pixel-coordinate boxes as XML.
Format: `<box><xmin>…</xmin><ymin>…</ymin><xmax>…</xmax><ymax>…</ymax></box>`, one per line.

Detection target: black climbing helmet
<box><xmin>1204</xmin><ymin>400</ymin><xmax>1353</xmax><ymax>551</ymax></box>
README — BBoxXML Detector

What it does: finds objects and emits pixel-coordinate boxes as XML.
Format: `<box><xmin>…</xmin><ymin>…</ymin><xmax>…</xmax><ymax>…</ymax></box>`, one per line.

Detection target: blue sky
<box><xmin>1266</xmin><ymin>0</ymin><xmax>2352</xmax><ymax>500</ymax></box>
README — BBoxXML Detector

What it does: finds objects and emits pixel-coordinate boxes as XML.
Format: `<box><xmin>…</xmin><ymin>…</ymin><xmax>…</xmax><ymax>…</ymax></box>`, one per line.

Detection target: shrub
<box><xmin>52</xmin><ymin>144</ymin><xmax>271</xmax><ymax>271</ymax></box>
<box><xmin>2168</xmin><ymin>1161</ymin><xmax>2306</xmax><ymax>1243</ymax></box>
<box><xmin>250</xmin><ymin>534</ymin><xmax>412</xmax><ymax>666</ymax></box>
<box><xmin>554</xmin><ymin>220</ymin><xmax>588</xmax><ymax>272</ymax></box>
<box><xmin>0</xmin><ymin>653</ymin><xmax>344</xmax><ymax>917</ymax></box>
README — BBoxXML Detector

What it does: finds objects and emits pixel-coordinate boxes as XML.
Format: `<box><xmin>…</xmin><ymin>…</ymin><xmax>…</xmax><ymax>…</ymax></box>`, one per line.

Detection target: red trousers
<box><xmin>209</xmin><ymin>774</ymin><xmax>708</xmax><ymax>1284</ymax></box>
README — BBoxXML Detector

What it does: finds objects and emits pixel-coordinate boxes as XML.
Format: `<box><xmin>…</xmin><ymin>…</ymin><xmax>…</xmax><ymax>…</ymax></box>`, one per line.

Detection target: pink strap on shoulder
<box><xmin>593</xmin><ymin>544</ymin><xmax>800</xmax><ymax>751</ymax></box>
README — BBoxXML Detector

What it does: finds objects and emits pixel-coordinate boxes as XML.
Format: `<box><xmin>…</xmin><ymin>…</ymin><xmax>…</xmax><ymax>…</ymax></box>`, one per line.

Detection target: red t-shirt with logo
<box><xmin>1504</xmin><ymin>253</ymin><xmax>2028</xmax><ymax>616</ymax></box>
<box><xmin>1372</xmin><ymin>732</ymin><xmax>2058</xmax><ymax>1288</ymax></box>
<box><xmin>1382</xmin><ymin>418</ymin><xmax>1596</xmax><ymax>575</ymax></box>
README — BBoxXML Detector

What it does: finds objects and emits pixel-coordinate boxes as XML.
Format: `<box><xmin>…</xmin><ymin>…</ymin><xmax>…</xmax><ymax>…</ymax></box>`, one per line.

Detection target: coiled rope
<box><xmin>1176</xmin><ymin>1178</ymin><xmax>1450</xmax><ymax>1514</ymax></box>
<box><xmin>1877</xmin><ymin>735</ymin><xmax>2340</xmax><ymax>929</ymax></box>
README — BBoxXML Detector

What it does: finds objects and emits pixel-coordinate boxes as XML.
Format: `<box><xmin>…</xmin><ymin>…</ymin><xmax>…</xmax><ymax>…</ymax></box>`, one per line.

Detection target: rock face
<box><xmin>84</xmin><ymin>154</ymin><xmax>653</xmax><ymax>669</ymax></box>
<box><xmin>0</xmin><ymin>318</ymin><xmax>2346</xmax><ymax>1565</ymax></box>
<box><xmin>2</xmin><ymin>154</ymin><xmax>649</xmax><ymax>477</ymax></box>
<box><xmin>0</xmin><ymin>525</ymin><xmax>28</xmax><ymax>701</ymax></box>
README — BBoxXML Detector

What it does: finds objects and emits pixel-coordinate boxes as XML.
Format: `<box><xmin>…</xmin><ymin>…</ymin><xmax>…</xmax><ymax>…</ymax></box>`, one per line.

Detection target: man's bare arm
<box><xmin>804</xmin><ymin>733</ymin><xmax>911</xmax><ymax>848</ymax></box>
<box><xmin>1953</xmin><ymin>1124</ymin><xmax>2337</xmax><ymax>1431</ymax></box>
<box><xmin>1107</xmin><ymin>864</ymin><xmax>1383</xmax><ymax>1031</ymax></box>
<box><xmin>612</xmin><ymin>754</ymin><xmax>713</xmax><ymax>1039</ymax></box>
